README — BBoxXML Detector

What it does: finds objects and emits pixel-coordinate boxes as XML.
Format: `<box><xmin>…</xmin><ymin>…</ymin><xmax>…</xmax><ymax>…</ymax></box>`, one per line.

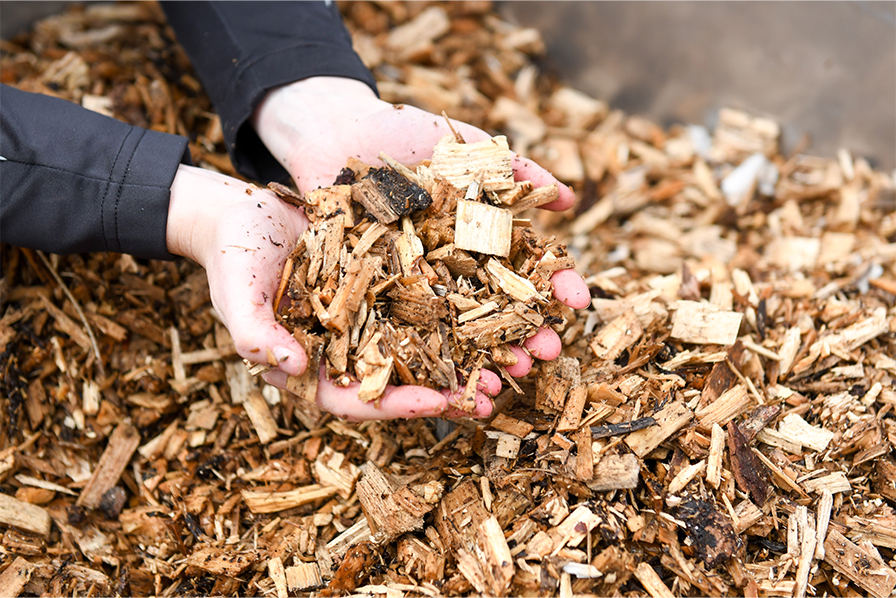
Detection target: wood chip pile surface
<box><xmin>1</xmin><ymin>2</ymin><xmax>895</xmax><ymax>597</ymax></box>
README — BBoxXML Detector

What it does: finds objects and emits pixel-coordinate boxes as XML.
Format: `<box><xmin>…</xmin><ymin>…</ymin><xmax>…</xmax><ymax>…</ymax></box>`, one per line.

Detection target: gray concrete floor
<box><xmin>499</xmin><ymin>1</ymin><xmax>896</xmax><ymax>170</ymax></box>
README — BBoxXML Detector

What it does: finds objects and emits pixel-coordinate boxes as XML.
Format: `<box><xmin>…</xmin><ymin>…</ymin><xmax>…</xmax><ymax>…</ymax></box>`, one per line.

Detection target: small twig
<box><xmin>36</xmin><ymin>251</ymin><xmax>106</xmax><ymax>379</ymax></box>
<box><xmin>441</xmin><ymin>110</ymin><xmax>465</xmax><ymax>144</ymax></box>
<box><xmin>590</xmin><ymin>416</ymin><xmax>657</xmax><ymax>439</ymax></box>
<box><xmin>725</xmin><ymin>357</ymin><xmax>764</xmax><ymax>405</ymax></box>
<box><xmin>273</xmin><ymin>255</ymin><xmax>294</xmax><ymax>314</ymax></box>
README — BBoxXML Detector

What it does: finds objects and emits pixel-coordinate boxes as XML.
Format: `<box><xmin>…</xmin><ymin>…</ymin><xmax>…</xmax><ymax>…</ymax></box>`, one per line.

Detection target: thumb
<box><xmin>222</xmin><ymin>301</ymin><xmax>308</xmax><ymax>376</ymax></box>
<box><xmin>206</xmin><ymin>257</ymin><xmax>308</xmax><ymax>376</ymax></box>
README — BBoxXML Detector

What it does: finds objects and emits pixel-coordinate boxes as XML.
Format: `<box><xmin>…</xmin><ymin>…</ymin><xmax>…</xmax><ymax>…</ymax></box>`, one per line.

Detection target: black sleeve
<box><xmin>0</xmin><ymin>85</ymin><xmax>190</xmax><ymax>259</ymax></box>
<box><xmin>160</xmin><ymin>1</ymin><xmax>377</xmax><ymax>184</ymax></box>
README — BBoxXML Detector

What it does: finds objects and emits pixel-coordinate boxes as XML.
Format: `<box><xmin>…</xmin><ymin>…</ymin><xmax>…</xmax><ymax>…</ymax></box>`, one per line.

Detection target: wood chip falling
<box><xmin>1</xmin><ymin>1</ymin><xmax>895</xmax><ymax>597</ymax></box>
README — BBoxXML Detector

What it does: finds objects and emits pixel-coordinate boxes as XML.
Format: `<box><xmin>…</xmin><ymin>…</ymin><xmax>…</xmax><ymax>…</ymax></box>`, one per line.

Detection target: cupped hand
<box><xmin>251</xmin><ymin>77</ymin><xmax>577</xmax><ymax>209</ymax></box>
<box><xmin>166</xmin><ymin>164</ymin><xmax>500</xmax><ymax>421</ymax></box>
<box><xmin>166</xmin><ymin>164</ymin><xmax>310</xmax><ymax>377</ymax></box>
<box><xmin>246</xmin><ymin>76</ymin><xmax>591</xmax><ymax>419</ymax></box>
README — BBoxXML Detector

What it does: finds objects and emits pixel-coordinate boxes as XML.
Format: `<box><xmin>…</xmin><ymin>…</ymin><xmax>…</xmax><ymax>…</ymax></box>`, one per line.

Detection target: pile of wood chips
<box><xmin>1</xmin><ymin>2</ymin><xmax>895</xmax><ymax>597</ymax></box>
<box><xmin>266</xmin><ymin>134</ymin><xmax>570</xmax><ymax>409</ymax></box>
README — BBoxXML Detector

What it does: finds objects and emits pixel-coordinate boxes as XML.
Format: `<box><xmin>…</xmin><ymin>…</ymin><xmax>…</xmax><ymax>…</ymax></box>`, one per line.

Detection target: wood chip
<box><xmin>670</xmin><ymin>301</ymin><xmax>744</xmax><ymax>345</ymax></box>
<box><xmin>243</xmin><ymin>389</ymin><xmax>279</xmax><ymax>444</ymax></box>
<box><xmin>588</xmin><ymin>454</ymin><xmax>640</xmax><ymax>491</ymax></box>
<box><xmin>454</xmin><ymin>200</ymin><xmax>513</xmax><ymax>257</ymax></box>
<box><xmin>0</xmin><ymin>557</ymin><xmax>34</xmax><ymax>598</ymax></box>
<box><xmin>241</xmin><ymin>485</ymin><xmax>339</xmax><ymax>514</ymax></box>
<box><xmin>286</xmin><ymin>562</ymin><xmax>323</xmax><ymax>592</ymax></box>
<box><xmin>590</xmin><ymin>309</ymin><xmax>643</xmax><ymax>362</ymax></box>
<box><xmin>823</xmin><ymin>529</ymin><xmax>896</xmax><ymax>598</ymax></box>
<box><xmin>625</xmin><ymin>401</ymin><xmax>693</xmax><ymax>458</ymax></box>
<box><xmin>186</xmin><ymin>546</ymin><xmax>256</xmax><ymax>576</ymax></box>
<box><xmin>429</xmin><ymin>135</ymin><xmax>515</xmax><ymax>191</ymax></box>
<box><xmin>5</xmin><ymin>3</ymin><xmax>896</xmax><ymax>596</ymax></box>
<box><xmin>76</xmin><ymin>423</ymin><xmax>140</xmax><ymax>510</ymax></box>
<box><xmin>268</xmin><ymin>557</ymin><xmax>288</xmax><ymax>598</ymax></box>
<box><xmin>357</xmin><ymin>461</ymin><xmax>441</xmax><ymax>543</ymax></box>
<box><xmin>635</xmin><ymin>562</ymin><xmax>675</xmax><ymax>598</ymax></box>
<box><xmin>489</xmin><ymin>413</ymin><xmax>535</xmax><ymax>438</ymax></box>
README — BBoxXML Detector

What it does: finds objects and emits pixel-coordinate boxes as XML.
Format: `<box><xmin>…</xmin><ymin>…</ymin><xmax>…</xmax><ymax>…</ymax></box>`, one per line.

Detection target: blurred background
<box><xmin>4</xmin><ymin>1</ymin><xmax>895</xmax><ymax>170</ymax></box>
<box><xmin>501</xmin><ymin>1</ymin><xmax>896</xmax><ymax>170</ymax></box>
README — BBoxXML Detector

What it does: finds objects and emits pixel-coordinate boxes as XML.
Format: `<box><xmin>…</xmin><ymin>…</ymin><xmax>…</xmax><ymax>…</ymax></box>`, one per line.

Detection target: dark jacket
<box><xmin>1</xmin><ymin>1</ymin><xmax>376</xmax><ymax>259</ymax></box>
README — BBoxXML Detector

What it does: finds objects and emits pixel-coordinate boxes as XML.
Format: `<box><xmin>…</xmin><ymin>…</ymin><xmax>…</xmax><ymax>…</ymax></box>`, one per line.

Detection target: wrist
<box><xmin>251</xmin><ymin>77</ymin><xmax>385</xmax><ymax>174</ymax></box>
<box><xmin>166</xmin><ymin>164</ymin><xmax>231</xmax><ymax>266</ymax></box>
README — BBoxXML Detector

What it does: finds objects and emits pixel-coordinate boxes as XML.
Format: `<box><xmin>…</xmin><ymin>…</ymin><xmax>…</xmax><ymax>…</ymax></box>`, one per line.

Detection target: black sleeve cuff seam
<box><xmin>99</xmin><ymin>126</ymin><xmax>136</xmax><ymax>251</ymax></box>
<box><xmin>111</xmin><ymin>128</ymin><xmax>145</xmax><ymax>253</ymax></box>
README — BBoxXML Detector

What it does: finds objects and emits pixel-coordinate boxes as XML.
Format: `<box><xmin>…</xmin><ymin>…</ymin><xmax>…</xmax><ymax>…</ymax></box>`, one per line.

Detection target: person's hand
<box><xmin>165</xmin><ymin>164</ymin><xmax>501</xmax><ymax>420</ymax></box>
<box><xmin>251</xmin><ymin>77</ymin><xmax>591</xmax><ymax>363</ymax></box>
<box><xmin>250</xmin><ymin>77</ymin><xmax>590</xmax><ymax>420</ymax></box>
<box><xmin>212</xmin><ymin>76</ymin><xmax>593</xmax><ymax>421</ymax></box>
<box><xmin>261</xmin><ymin>366</ymin><xmax>502</xmax><ymax>423</ymax></box>
<box><xmin>252</xmin><ymin>77</ymin><xmax>578</xmax><ymax>210</ymax></box>
<box><xmin>166</xmin><ymin>164</ymin><xmax>310</xmax><ymax>378</ymax></box>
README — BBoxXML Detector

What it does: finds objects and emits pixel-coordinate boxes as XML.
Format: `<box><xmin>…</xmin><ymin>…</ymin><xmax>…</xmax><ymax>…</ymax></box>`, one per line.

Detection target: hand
<box><xmin>261</xmin><ymin>367</ymin><xmax>503</xmax><ymax>423</ymax></box>
<box><xmin>166</xmin><ymin>165</ymin><xmax>501</xmax><ymax>420</ymax></box>
<box><xmin>247</xmin><ymin>77</ymin><xmax>591</xmax><ymax>420</ymax></box>
<box><xmin>166</xmin><ymin>164</ymin><xmax>310</xmax><ymax>377</ymax></box>
<box><xmin>251</xmin><ymin>77</ymin><xmax>578</xmax><ymax>208</ymax></box>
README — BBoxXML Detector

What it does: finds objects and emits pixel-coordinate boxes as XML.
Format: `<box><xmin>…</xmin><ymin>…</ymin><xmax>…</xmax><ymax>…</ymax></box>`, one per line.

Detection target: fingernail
<box><xmin>273</xmin><ymin>347</ymin><xmax>297</xmax><ymax>374</ymax></box>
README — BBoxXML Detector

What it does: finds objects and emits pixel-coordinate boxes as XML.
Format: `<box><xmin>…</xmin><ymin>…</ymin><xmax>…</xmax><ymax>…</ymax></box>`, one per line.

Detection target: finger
<box><xmin>221</xmin><ymin>299</ymin><xmax>309</xmax><ymax>376</ymax></box>
<box><xmin>505</xmin><ymin>346</ymin><xmax>533</xmax><ymax>378</ymax></box>
<box><xmin>262</xmin><ymin>369</ymin><xmax>288</xmax><ymax>390</ymax></box>
<box><xmin>440</xmin><ymin>390</ymin><xmax>494</xmax><ymax>419</ymax></box>
<box><xmin>523</xmin><ymin>327</ymin><xmax>562</xmax><ymax>361</ymax></box>
<box><xmin>511</xmin><ymin>155</ymin><xmax>576</xmax><ymax>211</ymax></box>
<box><xmin>439</xmin><ymin>370</ymin><xmax>499</xmax><ymax>419</ymax></box>
<box><xmin>551</xmin><ymin>269</ymin><xmax>591</xmax><ymax>309</ymax></box>
<box><xmin>315</xmin><ymin>375</ymin><xmax>447</xmax><ymax>422</ymax></box>
<box><xmin>479</xmin><ymin>369</ymin><xmax>503</xmax><ymax>397</ymax></box>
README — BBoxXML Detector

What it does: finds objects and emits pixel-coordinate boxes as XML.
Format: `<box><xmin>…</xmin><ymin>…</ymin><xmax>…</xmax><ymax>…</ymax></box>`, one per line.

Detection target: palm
<box><xmin>203</xmin><ymin>194</ymin><xmax>309</xmax><ymax>369</ymax></box>
<box><xmin>287</xmin><ymin>101</ymin><xmax>574</xmax><ymax>214</ymax></box>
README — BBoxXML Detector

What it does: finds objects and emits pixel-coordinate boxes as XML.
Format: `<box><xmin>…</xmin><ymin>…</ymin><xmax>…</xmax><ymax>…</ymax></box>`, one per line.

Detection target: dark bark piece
<box><xmin>351</xmin><ymin>167</ymin><xmax>432</xmax><ymax>223</ymax></box>
<box><xmin>591</xmin><ymin>416</ymin><xmax>657</xmax><ymax>439</ymax></box>
<box><xmin>727</xmin><ymin>421</ymin><xmax>770</xmax><ymax>505</ymax></box>
<box><xmin>740</xmin><ymin>403</ymin><xmax>781</xmax><ymax>443</ymax></box>
<box><xmin>675</xmin><ymin>498</ymin><xmax>742</xmax><ymax>568</ymax></box>
<box><xmin>99</xmin><ymin>486</ymin><xmax>127</xmax><ymax>519</ymax></box>
<box><xmin>698</xmin><ymin>342</ymin><xmax>744</xmax><ymax>409</ymax></box>
<box><xmin>333</xmin><ymin>166</ymin><xmax>356</xmax><ymax>186</ymax></box>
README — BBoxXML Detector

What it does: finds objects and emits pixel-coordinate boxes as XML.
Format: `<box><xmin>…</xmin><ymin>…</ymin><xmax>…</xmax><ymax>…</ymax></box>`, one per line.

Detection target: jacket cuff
<box><xmin>224</xmin><ymin>44</ymin><xmax>378</xmax><ymax>184</ymax></box>
<box><xmin>104</xmin><ymin>129</ymin><xmax>191</xmax><ymax>260</ymax></box>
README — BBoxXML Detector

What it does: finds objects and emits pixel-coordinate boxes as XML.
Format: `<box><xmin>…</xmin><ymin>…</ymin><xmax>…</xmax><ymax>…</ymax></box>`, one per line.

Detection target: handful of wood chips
<box><xmin>268</xmin><ymin>133</ymin><xmax>575</xmax><ymax>412</ymax></box>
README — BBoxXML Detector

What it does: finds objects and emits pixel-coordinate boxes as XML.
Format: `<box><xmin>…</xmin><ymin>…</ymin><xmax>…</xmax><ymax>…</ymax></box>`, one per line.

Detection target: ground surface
<box><xmin>1</xmin><ymin>2</ymin><xmax>895</xmax><ymax>597</ymax></box>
